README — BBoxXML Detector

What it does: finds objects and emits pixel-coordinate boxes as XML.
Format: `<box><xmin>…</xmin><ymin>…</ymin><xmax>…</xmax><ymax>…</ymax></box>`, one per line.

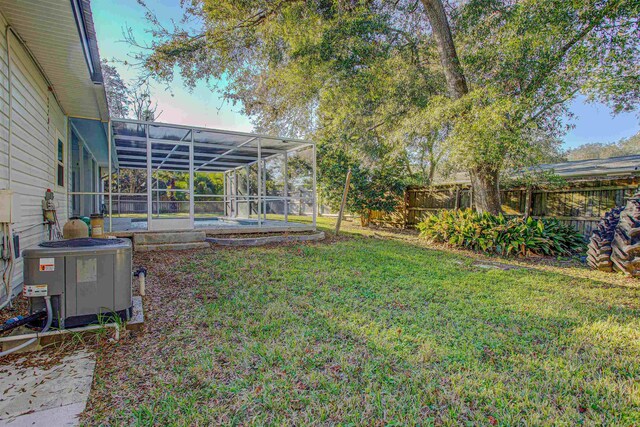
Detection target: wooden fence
<box><xmin>370</xmin><ymin>176</ymin><xmax>639</xmax><ymax>236</ymax></box>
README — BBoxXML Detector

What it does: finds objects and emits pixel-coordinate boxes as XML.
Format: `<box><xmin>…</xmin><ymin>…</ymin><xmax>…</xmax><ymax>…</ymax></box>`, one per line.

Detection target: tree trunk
<box><xmin>360</xmin><ymin>209</ymin><xmax>371</xmax><ymax>227</ymax></box>
<box><xmin>469</xmin><ymin>167</ymin><xmax>502</xmax><ymax>214</ymax></box>
<box><xmin>420</xmin><ymin>0</ymin><xmax>502</xmax><ymax>214</ymax></box>
<box><xmin>420</xmin><ymin>0</ymin><xmax>468</xmax><ymax>99</ymax></box>
<box><xmin>524</xmin><ymin>186</ymin><xmax>532</xmax><ymax>219</ymax></box>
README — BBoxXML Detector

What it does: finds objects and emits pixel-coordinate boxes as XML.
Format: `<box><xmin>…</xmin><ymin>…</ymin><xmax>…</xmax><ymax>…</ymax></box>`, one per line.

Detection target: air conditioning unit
<box><xmin>23</xmin><ymin>238</ymin><xmax>133</xmax><ymax>328</ymax></box>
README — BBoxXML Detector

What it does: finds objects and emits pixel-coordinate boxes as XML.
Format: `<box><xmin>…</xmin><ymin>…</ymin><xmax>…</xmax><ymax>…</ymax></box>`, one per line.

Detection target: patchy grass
<box><xmin>84</xmin><ymin>217</ymin><xmax>640</xmax><ymax>426</ymax></box>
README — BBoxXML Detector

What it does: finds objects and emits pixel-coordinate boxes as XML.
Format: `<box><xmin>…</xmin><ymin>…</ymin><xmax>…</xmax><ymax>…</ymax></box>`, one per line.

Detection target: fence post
<box><xmin>524</xmin><ymin>186</ymin><xmax>532</xmax><ymax>219</ymax></box>
<box><xmin>454</xmin><ymin>186</ymin><xmax>460</xmax><ymax>210</ymax></box>
<box><xmin>335</xmin><ymin>168</ymin><xmax>352</xmax><ymax>235</ymax></box>
<box><xmin>403</xmin><ymin>188</ymin><xmax>409</xmax><ymax>228</ymax></box>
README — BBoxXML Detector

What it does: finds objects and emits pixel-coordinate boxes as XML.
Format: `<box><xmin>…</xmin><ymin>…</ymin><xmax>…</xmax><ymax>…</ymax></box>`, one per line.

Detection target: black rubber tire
<box><xmin>611</xmin><ymin>192</ymin><xmax>640</xmax><ymax>277</ymax></box>
<box><xmin>586</xmin><ymin>206</ymin><xmax>623</xmax><ymax>272</ymax></box>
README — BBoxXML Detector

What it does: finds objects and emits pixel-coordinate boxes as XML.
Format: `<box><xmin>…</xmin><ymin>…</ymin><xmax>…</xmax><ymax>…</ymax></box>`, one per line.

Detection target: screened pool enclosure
<box><xmin>70</xmin><ymin>119</ymin><xmax>317</xmax><ymax>233</ymax></box>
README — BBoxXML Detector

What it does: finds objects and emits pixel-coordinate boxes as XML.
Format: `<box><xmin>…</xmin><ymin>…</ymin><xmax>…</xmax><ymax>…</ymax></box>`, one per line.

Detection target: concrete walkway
<box><xmin>0</xmin><ymin>350</ymin><xmax>95</xmax><ymax>426</ymax></box>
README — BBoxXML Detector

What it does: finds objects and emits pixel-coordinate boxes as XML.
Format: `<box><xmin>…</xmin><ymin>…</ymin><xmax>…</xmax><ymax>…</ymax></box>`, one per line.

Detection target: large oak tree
<box><xmin>136</xmin><ymin>0</ymin><xmax>639</xmax><ymax>214</ymax></box>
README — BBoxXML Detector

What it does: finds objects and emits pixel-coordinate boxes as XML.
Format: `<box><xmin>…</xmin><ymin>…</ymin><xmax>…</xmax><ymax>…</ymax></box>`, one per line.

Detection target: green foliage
<box><xmin>117</xmin><ymin>170</ymin><xmax>223</xmax><ymax>201</ymax></box>
<box><xmin>318</xmin><ymin>147</ymin><xmax>405</xmax><ymax>220</ymax></box>
<box><xmin>101</xmin><ymin>59</ymin><xmax>159</xmax><ymax>121</ymax></box>
<box><xmin>445</xmin><ymin>0</ymin><xmax>640</xmax><ymax>173</ymax></box>
<box><xmin>137</xmin><ymin>0</ymin><xmax>450</xmax><ymax>184</ymax></box>
<box><xmin>136</xmin><ymin>0</ymin><xmax>639</xmax><ymax>199</ymax></box>
<box><xmin>566</xmin><ymin>131</ymin><xmax>640</xmax><ymax>161</ymax></box>
<box><xmin>194</xmin><ymin>172</ymin><xmax>224</xmax><ymax>195</ymax></box>
<box><xmin>101</xmin><ymin>59</ymin><xmax>129</xmax><ymax>119</ymax></box>
<box><xmin>417</xmin><ymin>209</ymin><xmax>585</xmax><ymax>256</ymax></box>
<box><xmin>501</xmin><ymin>168</ymin><xmax>567</xmax><ymax>190</ymax></box>
<box><xmin>169</xmin><ymin>172</ymin><xmax>224</xmax><ymax>200</ymax></box>
<box><xmin>87</xmin><ymin>216</ymin><xmax>640</xmax><ymax>425</ymax></box>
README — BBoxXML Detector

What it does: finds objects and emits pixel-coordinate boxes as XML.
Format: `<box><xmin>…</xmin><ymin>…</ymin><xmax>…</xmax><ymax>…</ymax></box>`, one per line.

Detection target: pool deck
<box><xmin>107</xmin><ymin>217</ymin><xmax>315</xmax><ymax>237</ymax></box>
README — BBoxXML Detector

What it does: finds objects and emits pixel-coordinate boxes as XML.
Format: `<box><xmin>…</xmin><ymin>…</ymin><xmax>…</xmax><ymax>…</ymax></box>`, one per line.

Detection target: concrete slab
<box><xmin>2</xmin><ymin>327</ymin><xmax>41</xmax><ymax>354</ymax></box>
<box><xmin>133</xmin><ymin>231</ymin><xmax>206</xmax><ymax>245</ymax></box>
<box><xmin>126</xmin><ymin>296</ymin><xmax>144</xmax><ymax>331</ymax></box>
<box><xmin>135</xmin><ymin>241</ymin><xmax>210</xmax><ymax>252</ymax></box>
<box><xmin>0</xmin><ymin>350</ymin><xmax>95</xmax><ymax>426</ymax></box>
<box><xmin>108</xmin><ymin>218</ymin><xmax>315</xmax><ymax>237</ymax></box>
<box><xmin>4</xmin><ymin>402</ymin><xmax>85</xmax><ymax>427</ymax></box>
<box><xmin>208</xmin><ymin>231</ymin><xmax>325</xmax><ymax>247</ymax></box>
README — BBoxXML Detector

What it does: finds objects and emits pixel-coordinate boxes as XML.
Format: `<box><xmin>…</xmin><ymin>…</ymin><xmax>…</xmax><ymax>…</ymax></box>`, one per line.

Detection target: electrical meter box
<box><xmin>0</xmin><ymin>190</ymin><xmax>20</xmax><ymax>223</ymax></box>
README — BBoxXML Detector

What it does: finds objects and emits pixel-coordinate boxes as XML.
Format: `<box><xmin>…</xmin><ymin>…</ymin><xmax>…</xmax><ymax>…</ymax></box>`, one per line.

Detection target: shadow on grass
<box><xmin>87</xmin><ymin>226</ymin><xmax>640</xmax><ymax>425</ymax></box>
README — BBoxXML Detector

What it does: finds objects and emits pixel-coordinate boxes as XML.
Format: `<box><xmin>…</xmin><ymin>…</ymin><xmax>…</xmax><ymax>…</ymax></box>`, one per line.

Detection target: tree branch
<box><xmin>522</xmin><ymin>0</ymin><xmax>622</xmax><ymax>96</ymax></box>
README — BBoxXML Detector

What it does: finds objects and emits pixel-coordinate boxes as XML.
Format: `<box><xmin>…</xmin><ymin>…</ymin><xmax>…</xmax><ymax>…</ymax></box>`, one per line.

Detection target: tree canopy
<box><xmin>101</xmin><ymin>59</ymin><xmax>160</xmax><ymax>121</ymax></box>
<box><xmin>566</xmin><ymin>131</ymin><xmax>640</xmax><ymax>160</ymax></box>
<box><xmin>134</xmin><ymin>0</ymin><xmax>640</xmax><ymax>214</ymax></box>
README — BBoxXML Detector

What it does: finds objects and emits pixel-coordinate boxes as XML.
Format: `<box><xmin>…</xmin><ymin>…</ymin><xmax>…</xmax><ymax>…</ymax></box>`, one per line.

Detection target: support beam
<box><xmin>116</xmin><ymin>145</ymin><xmax>259</xmax><ymax>161</ymax></box>
<box><xmin>189</xmin><ymin>130</ymin><xmax>195</xmax><ymax>228</ymax></box>
<box><xmin>257</xmin><ymin>138</ymin><xmax>262</xmax><ymax>226</ymax></box>
<box><xmin>117</xmin><ymin>167</ymin><xmax>121</xmax><ymax>218</ymax></box>
<box><xmin>114</xmin><ymin>135</ymin><xmax>284</xmax><ymax>154</ymax></box>
<box><xmin>107</xmin><ymin>120</ymin><xmax>112</xmax><ymax>232</ymax></box>
<box><xmin>155</xmin><ymin>130</ymin><xmax>191</xmax><ymax>171</ymax></box>
<box><xmin>284</xmin><ymin>152</ymin><xmax>288</xmax><ymax>223</ymax></box>
<box><xmin>246</xmin><ymin>165</ymin><xmax>250</xmax><ymax>219</ymax></box>
<box><xmin>233</xmin><ymin>170</ymin><xmax>239</xmax><ymax>218</ymax></box>
<box><xmin>146</xmin><ymin>124</ymin><xmax>152</xmax><ymax>228</ymax></box>
<box><xmin>222</xmin><ymin>173</ymin><xmax>226</xmax><ymax>217</ymax></box>
<box><xmin>118</xmin><ymin>161</ymin><xmax>231</xmax><ymax>172</ymax></box>
<box><xmin>79</xmin><ymin>140</ymin><xmax>85</xmax><ymax>216</ymax></box>
<box><xmin>234</xmin><ymin>143</ymin><xmax>314</xmax><ymax>171</ymax></box>
<box><xmin>117</xmin><ymin>154</ymin><xmax>247</xmax><ymax>168</ymax></box>
<box><xmin>312</xmin><ymin>143</ymin><xmax>317</xmax><ymax>228</ymax></box>
<box><xmin>194</xmin><ymin>137</ymin><xmax>256</xmax><ymax>171</ymax></box>
<box><xmin>263</xmin><ymin>158</ymin><xmax>267</xmax><ymax>221</ymax></box>
<box><xmin>192</xmin><ymin>141</ymin><xmax>282</xmax><ymax>154</ymax></box>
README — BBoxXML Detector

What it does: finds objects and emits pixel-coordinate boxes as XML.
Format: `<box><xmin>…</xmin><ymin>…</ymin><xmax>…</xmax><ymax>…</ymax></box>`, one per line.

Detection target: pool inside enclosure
<box><xmin>70</xmin><ymin>119</ymin><xmax>317</xmax><ymax>233</ymax></box>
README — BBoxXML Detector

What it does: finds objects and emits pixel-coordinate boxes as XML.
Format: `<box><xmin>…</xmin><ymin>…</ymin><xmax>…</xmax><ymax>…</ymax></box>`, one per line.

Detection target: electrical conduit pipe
<box><xmin>0</xmin><ymin>223</ymin><xmax>15</xmax><ymax>310</ymax></box>
<box><xmin>0</xmin><ymin>296</ymin><xmax>52</xmax><ymax>357</ymax></box>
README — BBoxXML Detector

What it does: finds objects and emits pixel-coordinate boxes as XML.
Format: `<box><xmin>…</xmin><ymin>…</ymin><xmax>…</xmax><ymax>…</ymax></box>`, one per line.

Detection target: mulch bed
<box><xmin>0</xmin><ymin>295</ymin><xmax>29</xmax><ymax>325</ymax></box>
<box><xmin>80</xmin><ymin>249</ymin><xmax>210</xmax><ymax>424</ymax></box>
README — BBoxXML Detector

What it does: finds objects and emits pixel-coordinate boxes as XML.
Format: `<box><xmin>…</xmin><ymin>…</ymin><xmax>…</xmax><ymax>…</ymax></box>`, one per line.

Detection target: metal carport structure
<box><xmin>103</xmin><ymin>119</ymin><xmax>316</xmax><ymax>232</ymax></box>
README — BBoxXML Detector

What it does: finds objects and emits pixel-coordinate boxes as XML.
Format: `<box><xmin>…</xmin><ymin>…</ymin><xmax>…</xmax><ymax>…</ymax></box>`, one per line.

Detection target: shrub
<box><xmin>416</xmin><ymin>209</ymin><xmax>585</xmax><ymax>257</ymax></box>
<box><xmin>318</xmin><ymin>148</ymin><xmax>406</xmax><ymax>226</ymax></box>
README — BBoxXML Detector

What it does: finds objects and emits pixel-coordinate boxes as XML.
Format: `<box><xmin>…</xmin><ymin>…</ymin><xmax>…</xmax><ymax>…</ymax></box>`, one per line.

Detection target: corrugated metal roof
<box><xmin>1</xmin><ymin>0</ymin><xmax>108</xmax><ymax>120</ymax></box>
<box><xmin>435</xmin><ymin>154</ymin><xmax>640</xmax><ymax>186</ymax></box>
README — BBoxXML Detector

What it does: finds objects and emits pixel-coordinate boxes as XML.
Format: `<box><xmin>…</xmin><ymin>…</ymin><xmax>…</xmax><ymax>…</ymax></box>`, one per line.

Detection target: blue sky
<box><xmin>92</xmin><ymin>0</ymin><xmax>253</xmax><ymax>132</ymax></box>
<box><xmin>92</xmin><ymin>0</ymin><xmax>639</xmax><ymax>149</ymax></box>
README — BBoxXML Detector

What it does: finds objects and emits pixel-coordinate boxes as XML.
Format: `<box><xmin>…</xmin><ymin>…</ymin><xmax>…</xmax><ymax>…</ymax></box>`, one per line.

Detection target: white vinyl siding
<box><xmin>0</xmin><ymin>12</ymin><xmax>68</xmax><ymax>298</ymax></box>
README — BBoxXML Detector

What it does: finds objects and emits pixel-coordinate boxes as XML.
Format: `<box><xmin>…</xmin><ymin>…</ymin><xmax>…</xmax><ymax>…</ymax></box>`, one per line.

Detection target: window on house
<box><xmin>57</xmin><ymin>138</ymin><xmax>64</xmax><ymax>187</ymax></box>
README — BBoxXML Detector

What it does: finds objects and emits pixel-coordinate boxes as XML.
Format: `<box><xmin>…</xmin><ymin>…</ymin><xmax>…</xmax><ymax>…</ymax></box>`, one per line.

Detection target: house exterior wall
<box><xmin>0</xmin><ymin>13</ymin><xmax>69</xmax><ymax>299</ymax></box>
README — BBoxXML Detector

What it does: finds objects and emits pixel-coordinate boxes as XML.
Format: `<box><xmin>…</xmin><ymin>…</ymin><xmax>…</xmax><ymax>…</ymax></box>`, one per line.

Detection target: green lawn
<box><xmin>86</xmin><ymin>217</ymin><xmax>640</xmax><ymax>425</ymax></box>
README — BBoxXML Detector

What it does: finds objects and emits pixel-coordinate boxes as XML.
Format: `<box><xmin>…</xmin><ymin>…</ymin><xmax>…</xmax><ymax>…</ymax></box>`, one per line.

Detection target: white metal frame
<box><xmin>85</xmin><ymin>118</ymin><xmax>317</xmax><ymax>232</ymax></box>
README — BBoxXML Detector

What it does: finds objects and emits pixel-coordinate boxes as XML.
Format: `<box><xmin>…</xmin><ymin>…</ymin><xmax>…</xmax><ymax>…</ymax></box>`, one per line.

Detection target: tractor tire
<box><xmin>611</xmin><ymin>192</ymin><xmax>640</xmax><ymax>277</ymax></box>
<box><xmin>586</xmin><ymin>206</ymin><xmax>623</xmax><ymax>272</ymax></box>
